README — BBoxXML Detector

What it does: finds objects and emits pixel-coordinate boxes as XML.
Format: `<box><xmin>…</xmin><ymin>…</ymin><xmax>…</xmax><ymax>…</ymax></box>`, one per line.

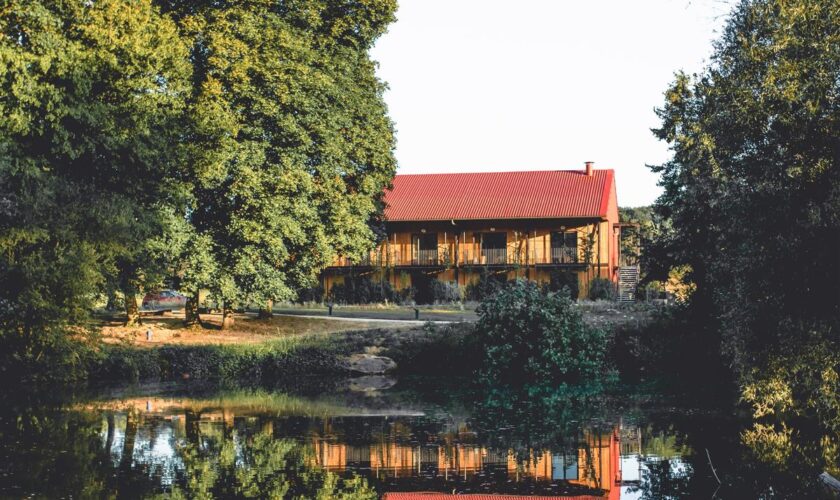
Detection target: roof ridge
<box><xmin>384</xmin><ymin>170</ymin><xmax>616</xmax><ymax>221</ymax></box>
<box><xmin>394</xmin><ymin>169</ymin><xmax>613</xmax><ymax>177</ymax></box>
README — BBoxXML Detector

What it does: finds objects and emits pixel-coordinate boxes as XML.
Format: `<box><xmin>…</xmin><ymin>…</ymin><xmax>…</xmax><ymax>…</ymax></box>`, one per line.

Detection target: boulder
<box><xmin>342</xmin><ymin>353</ymin><xmax>397</xmax><ymax>374</ymax></box>
<box><xmin>348</xmin><ymin>375</ymin><xmax>398</xmax><ymax>392</ymax></box>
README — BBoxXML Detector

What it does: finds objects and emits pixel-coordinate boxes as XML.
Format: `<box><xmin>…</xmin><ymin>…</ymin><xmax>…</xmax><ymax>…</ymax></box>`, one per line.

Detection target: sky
<box><xmin>370</xmin><ymin>0</ymin><xmax>733</xmax><ymax>207</ymax></box>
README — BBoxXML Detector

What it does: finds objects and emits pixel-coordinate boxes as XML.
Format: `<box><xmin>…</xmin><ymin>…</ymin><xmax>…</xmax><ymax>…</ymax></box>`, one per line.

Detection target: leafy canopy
<box><xmin>474</xmin><ymin>280</ymin><xmax>607</xmax><ymax>385</ymax></box>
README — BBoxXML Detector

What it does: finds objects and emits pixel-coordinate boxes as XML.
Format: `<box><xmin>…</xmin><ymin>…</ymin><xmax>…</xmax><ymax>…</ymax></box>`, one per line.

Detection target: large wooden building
<box><xmin>323</xmin><ymin>163</ymin><xmax>621</xmax><ymax>300</ymax></box>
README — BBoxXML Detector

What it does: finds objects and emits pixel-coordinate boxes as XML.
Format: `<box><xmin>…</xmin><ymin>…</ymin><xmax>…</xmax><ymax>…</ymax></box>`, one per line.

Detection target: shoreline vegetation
<box><xmin>84</xmin><ymin>298</ymin><xmax>659</xmax><ymax>385</ymax></box>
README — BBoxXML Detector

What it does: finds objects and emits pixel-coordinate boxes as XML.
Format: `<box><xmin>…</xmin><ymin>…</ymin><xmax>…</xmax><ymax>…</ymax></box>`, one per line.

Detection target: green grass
<box><xmin>91</xmin><ymin>333</ymin><xmax>350</xmax><ymax>383</ymax></box>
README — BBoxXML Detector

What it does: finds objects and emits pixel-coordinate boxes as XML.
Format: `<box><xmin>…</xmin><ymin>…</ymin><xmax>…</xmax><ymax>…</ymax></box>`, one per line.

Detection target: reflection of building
<box><xmin>315</xmin><ymin>428</ymin><xmax>622</xmax><ymax>499</ymax></box>
<box><xmin>95</xmin><ymin>403</ymin><xmax>624</xmax><ymax>498</ymax></box>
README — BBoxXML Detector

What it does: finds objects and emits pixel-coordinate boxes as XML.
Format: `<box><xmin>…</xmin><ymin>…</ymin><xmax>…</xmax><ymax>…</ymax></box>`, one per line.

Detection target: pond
<box><xmin>0</xmin><ymin>376</ymin><xmax>834</xmax><ymax>499</ymax></box>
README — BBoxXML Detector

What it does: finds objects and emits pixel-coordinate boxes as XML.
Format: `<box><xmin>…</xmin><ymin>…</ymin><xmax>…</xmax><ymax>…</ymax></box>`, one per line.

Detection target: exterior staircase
<box><xmin>618</xmin><ymin>266</ymin><xmax>640</xmax><ymax>302</ymax></box>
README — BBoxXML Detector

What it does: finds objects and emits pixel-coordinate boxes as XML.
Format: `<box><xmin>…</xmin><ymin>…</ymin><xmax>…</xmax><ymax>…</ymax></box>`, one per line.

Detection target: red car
<box><xmin>142</xmin><ymin>290</ymin><xmax>187</xmax><ymax>312</ymax></box>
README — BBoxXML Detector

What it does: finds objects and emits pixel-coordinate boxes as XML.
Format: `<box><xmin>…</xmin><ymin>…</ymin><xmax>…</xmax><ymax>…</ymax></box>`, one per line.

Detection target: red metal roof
<box><xmin>383</xmin><ymin>494</ymin><xmax>607</xmax><ymax>500</ymax></box>
<box><xmin>383</xmin><ymin>170</ymin><xmax>615</xmax><ymax>222</ymax></box>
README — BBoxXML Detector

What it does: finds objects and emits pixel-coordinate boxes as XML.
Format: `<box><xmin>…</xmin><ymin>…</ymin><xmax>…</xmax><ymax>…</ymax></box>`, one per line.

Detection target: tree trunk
<box><xmin>105</xmin><ymin>413</ymin><xmax>115</xmax><ymax>454</ymax></box>
<box><xmin>105</xmin><ymin>289</ymin><xmax>117</xmax><ymax>311</ymax></box>
<box><xmin>124</xmin><ymin>290</ymin><xmax>141</xmax><ymax>326</ymax></box>
<box><xmin>184</xmin><ymin>293</ymin><xmax>200</xmax><ymax>328</ymax></box>
<box><xmin>221</xmin><ymin>302</ymin><xmax>235</xmax><ymax>330</ymax></box>
<box><xmin>257</xmin><ymin>299</ymin><xmax>273</xmax><ymax>319</ymax></box>
<box><xmin>120</xmin><ymin>410</ymin><xmax>138</xmax><ymax>472</ymax></box>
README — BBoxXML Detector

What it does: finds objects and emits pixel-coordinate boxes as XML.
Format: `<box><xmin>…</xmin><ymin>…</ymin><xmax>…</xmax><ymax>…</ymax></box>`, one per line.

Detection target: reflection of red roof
<box><xmin>383</xmin><ymin>495</ymin><xmax>606</xmax><ymax>500</ymax></box>
<box><xmin>383</xmin><ymin>170</ymin><xmax>615</xmax><ymax>222</ymax></box>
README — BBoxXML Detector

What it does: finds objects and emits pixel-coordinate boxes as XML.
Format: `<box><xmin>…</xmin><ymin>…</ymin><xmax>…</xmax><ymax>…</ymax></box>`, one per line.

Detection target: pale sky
<box><xmin>370</xmin><ymin>0</ymin><xmax>732</xmax><ymax>207</ymax></box>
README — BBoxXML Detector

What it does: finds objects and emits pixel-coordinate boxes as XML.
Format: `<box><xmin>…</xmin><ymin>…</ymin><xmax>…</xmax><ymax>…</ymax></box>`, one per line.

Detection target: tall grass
<box><xmin>90</xmin><ymin>334</ymin><xmax>349</xmax><ymax>383</ymax></box>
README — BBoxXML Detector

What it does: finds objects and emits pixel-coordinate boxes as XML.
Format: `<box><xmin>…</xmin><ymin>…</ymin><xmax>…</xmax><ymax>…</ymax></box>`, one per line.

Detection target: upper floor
<box><xmin>330</xmin><ymin>219</ymin><xmax>618</xmax><ymax>270</ymax></box>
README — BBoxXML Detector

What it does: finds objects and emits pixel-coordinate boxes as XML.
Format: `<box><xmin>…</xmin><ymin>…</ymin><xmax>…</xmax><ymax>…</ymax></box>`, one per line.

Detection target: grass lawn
<box><xmin>98</xmin><ymin>310</ymin><xmax>414</xmax><ymax>347</ymax></box>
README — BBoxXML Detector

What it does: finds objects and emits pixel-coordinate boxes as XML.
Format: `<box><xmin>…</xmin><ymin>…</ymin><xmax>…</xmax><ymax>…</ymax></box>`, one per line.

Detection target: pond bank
<box><xmin>90</xmin><ymin>302</ymin><xmax>661</xmax><ymax>384</ymax></box>
<box><xmin>91</xmin><ymin>322</ymin><xmax>476</xmax><ymax>384</ymax></box>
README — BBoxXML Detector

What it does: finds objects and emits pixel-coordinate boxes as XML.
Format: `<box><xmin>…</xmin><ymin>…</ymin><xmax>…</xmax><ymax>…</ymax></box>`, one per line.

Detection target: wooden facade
<box><xmin>323</xmin><ymin>167</ymin><xmax>621</xmax><ymax>300</ymax></box>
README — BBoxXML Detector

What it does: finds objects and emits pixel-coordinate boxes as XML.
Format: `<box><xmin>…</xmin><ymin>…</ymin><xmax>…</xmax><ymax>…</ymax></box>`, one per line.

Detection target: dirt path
<box><xmin>99</xmin><ymin>311</ymin><xmax>414</xmax><ymax>346</ymax></box>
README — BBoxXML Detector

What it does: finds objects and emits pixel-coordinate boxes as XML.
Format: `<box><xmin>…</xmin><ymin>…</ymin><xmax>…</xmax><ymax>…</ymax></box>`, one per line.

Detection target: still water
<box><xmin>0</xmin><ymin>377</ymin><xmax>835</xmax><ymax>499</ymax></box>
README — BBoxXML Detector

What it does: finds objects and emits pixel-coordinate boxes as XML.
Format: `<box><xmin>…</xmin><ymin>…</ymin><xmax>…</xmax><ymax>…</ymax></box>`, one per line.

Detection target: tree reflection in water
<box><xmin>0</xmin><ymin>382</ymin><xmax>837</xmax><ymax>498</ymax></box>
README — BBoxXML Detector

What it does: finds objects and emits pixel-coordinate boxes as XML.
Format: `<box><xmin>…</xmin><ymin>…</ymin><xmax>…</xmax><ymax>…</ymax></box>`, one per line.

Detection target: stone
<box><xmin>342</xmin><ymin>353</ymin><xmax>397</xmax><ymax>374</ymax></box>
<box><xmin>348</xmin><ymin>375</ymin><xmax>397</xmax><ymax>392</ymax></box>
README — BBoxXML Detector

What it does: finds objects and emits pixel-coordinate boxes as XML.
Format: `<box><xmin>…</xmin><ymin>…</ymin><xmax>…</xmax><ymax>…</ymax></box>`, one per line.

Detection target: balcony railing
<box><xmin>481</xmin><ymin>248</ymin><xmax>508</xmax><ymax>265</ymax></box>
<box><xmin>331</xmin><ymin>245</ymin><xmax>581</xmax><ymax>267</ymax></box>
<box><xmin>412</xmin><ymin>249</ymin><xmax>440</xmax><ymax>266</ymax></box>
<box><xmin>550</xmin><ymin>246</ymin><xmax>578</xmax><ymax>264</ymax></box>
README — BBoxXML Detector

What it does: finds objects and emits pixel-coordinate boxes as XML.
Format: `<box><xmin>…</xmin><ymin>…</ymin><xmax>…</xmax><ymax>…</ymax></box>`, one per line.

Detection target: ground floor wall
<box><xmin>321</xmin><ymin>263</ymin><xmax>613</xmax><ymax>302</ymax></box>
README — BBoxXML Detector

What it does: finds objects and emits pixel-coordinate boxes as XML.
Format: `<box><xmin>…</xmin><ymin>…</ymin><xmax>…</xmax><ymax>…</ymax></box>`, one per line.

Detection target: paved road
<box><xmin>273</xmin><ymin>307</ymin><xmax>476</xmax><ymax>323</ymax></box>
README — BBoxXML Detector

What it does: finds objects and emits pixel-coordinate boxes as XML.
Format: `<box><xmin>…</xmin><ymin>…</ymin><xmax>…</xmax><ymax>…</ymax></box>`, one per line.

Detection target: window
<box><xmin>479</xmin><ymin>232</ymin><xmax>507</xmax><ymax>264</ymax></box>
<box><xmin>412</xmin><ymin>233</ymin><xmax>438</xmax><ymax>265</ymax></box>
<box><xmin>550</xmin><ymin>231</ymin><xmax>578</xmax><ymax>263</ymax></box>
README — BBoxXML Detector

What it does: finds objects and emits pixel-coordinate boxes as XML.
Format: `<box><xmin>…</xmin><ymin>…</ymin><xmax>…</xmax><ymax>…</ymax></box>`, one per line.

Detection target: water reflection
<box><xmin>0</xmin><ymin>381</ymin><xmax>835</xmax><ymax>498</ymax></box>
<box><xmin>91</xmin><ymin>395</ymin><xmax>622</xmax><ymax>498</ymax></box>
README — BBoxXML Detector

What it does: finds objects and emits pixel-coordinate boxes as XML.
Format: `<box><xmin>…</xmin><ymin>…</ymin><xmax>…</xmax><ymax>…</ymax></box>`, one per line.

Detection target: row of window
<box><xmin>410</xmin><ymin>231</ymin><xmax>578</xmax><ymax>251</ymax></box>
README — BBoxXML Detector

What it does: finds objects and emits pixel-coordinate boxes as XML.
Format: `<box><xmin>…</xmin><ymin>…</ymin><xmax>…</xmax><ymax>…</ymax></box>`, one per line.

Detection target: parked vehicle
<box><xmin>142</xmin><ymin>290</ymin><xmax>187</xmax><ymax>312</ymax></box>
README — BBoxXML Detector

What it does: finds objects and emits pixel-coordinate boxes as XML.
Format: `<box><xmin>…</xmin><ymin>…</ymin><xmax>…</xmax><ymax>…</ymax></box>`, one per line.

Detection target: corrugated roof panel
<box><xmin>383</xmin><ymin>494</ymin><xmax>607</xmax><ymax>500</ymax></box>
<box><xmin>383</xmin><ymin>169</ymin><xmax>614</xmax><ymax>221</ymax></box>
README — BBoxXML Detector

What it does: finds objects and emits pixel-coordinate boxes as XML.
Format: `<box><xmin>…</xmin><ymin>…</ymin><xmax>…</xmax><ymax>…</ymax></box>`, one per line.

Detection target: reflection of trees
<box><xmin>469</xmin><ymin>383</ymin><xmax>611</xmax><ymax>454</ymax></box>
<box><xmin>0</xmin><ymin>406</ymin><xmax>160</xmax><ymax>498</ymax></box>
<box><xmin>165</xmin><ymin>420</ymin><xmax>377</xmax><ymax>499</ymax></box>
<box><xmin>629</xmin><ymin>458</ymin><xmax>691</xmax><ymax>500</ymax></box>
<box><xmin>468</xmin><ymin>382</ymin><xmax>615</xmax><ymax>495</ymax></box>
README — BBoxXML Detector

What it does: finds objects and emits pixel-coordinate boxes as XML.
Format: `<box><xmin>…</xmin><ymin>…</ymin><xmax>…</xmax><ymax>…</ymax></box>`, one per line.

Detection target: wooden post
<box><xmin>454</xmin><ymin>233</ymin><xmax>460</xmax><ymax>284</ymax></box>
<box><xmin>533</xmin><ymin>229</ymin><xmax>538</xmax><ymax>279</ymax></box>
<box><xmin>525</xmin><ymin>229</ymin><xmax>530</xmax><ymax>280</ymax></box>
<box><xmin>597</xmin><ymin>222</ymin><xmax>602</xmax><ymax>280</ymax></box>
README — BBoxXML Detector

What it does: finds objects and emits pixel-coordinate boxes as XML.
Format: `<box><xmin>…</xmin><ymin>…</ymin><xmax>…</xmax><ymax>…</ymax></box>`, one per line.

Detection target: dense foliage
<box><xmin>327</xmin><ymin>276</ymin><xmax>400</xmax><ymax>305</ymax></box>
<box><xmin>650</xmin><ymin>0</ymin><xmax>839</xmax><ymax>419</ymax></box>
<box><xmin>465</xmin><ymin>268</ymin><xmax>507</xmax><ymax>301</ymax></box>
<box><xmin>0</xmin><ymin>0</ymin><xmax>397</xmax><ymax>379</ymax></box>
<box><xmin>0</xmin><ymin>0</ymin><xmax>193</xmax><ymax>378</ymax></box>
<box><xmin>474</xmin><ymin>280</ymin><xmax>607</xmax><ymax>384</ymax></box>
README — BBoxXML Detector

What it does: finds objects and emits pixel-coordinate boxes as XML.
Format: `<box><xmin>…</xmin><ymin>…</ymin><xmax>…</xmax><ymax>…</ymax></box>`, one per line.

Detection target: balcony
<box><xmin>330</xmin><ymin>245</ymin><xmax>582</xmax><ymax>268</ymax></box>
<box><xmin>550</xmin><ymin>246</ymin><xmax>578</xmax><ymax>264</ymax></box>
<box><xmin>481</xmin><ymin>248</ymin><xmax>508</xmax><ymax>265</ymax></box>
<box><xmin>412</xmin><ymin>249</ymin><xmax>440</xmax><ymax>266</ymax></box>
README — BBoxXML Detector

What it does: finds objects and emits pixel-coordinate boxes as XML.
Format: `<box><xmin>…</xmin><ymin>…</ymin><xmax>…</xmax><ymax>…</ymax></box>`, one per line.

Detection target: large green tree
<box><xmin>163</xmin><ymin>0</ymin><xmax>397</xmax><ymax>327</ymax></box>
<box><xmin>0</xmin><ymin>0</ymin><xmax>192</xmax><ymax>378</ymax></box>
<box><xmin>651</xmin><ymin>0</ymin><xmax>839</xmax><ymax>400</ymax></box>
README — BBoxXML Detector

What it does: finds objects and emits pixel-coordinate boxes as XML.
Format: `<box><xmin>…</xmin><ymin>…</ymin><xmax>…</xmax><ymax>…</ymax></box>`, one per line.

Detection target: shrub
<box><xmin>89</xmin><ymin>338</ymin><xmax>348</xmax><ymax>383</ymax></box>
<box><xmin>296</xmin><ymin>284</ymin><xmax>325</xmax><ymax>303</ymax></box>
<box><xmin>465</xmin><ymin>268</ymin><xmax>507</xmax><ymax>301</ymax></box>
<box><xmin>327</xmin><ymin>277</ymin><xmax>396</xmax><ymax>304</ymax></box>
<box><xmin>546</xmin><ymin>270</ymin><xmax>579</xmax><ymax>300</ymax></box>
<box><xmin>397</xmin><ymin>286</ymin><xmax>416</xmax><ymax>304</ymax></box>
<box><xmin>474</xmin><ymin>279</ymin><xmax>607</xmax><ymax>384</ymax></box>
<box><xmin>430</xmin><ymin>280</ymin><xmax>461</xmax><ymax>303</ymax></box>
<box><xmin>386</xmin><ymin>322</ymin><xmax>480</xmax><ymax>375</ymax></box>
<box><xmin>588</xmin><ymin>277</ymin><xmax>615</xmax><ymax>301</ymax></box>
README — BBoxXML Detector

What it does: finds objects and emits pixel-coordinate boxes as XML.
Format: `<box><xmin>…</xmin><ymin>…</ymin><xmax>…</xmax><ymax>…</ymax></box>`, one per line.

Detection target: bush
<box><xmin>386</xmin><ymin>322</ymin><xmax>480</xmax><ymax>375</ymax></box>
<box><xmin>89</xmin><ymin>338</ymin><xmax>348</xmax><ymax>383</ymax></box>
<box><xmin>430</xmin><ymin>280</ymin><xmax>461</xmax><ymax>303</ymax></box>
<box><xmin>465</xmin><ymin>268</ymin><xmax>507</xmax><ymax>301</ymax></box>
<box><xmin>296</xmin><ymin>284</ymin><xmax>325</xmax><ymax>303</ymax></box>
<box><xmin>327</xmin><ymin>277</ymin><xmax>396</xmax><ymax>304</ymax></box>
<box><xmin>588</xmin><ymin>277</ymin><xmax>615</xmax><ymax>301</ymax></box>
<box><xmin>546</xmin><ymin>270</ymin><xmax>579</xmax><ymax>300</ymax></box>
<box><xmin>474</xmin><ymin>279</ymin><xmax>607</xmax><ymax>384</ymax></box>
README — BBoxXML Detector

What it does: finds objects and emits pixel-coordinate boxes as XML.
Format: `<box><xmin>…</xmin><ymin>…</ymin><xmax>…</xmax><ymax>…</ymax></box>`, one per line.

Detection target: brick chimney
<box><xmin>585</xmin><ymin>161</ymin><xmax>594</xmax><ymax>176</ymax></box>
